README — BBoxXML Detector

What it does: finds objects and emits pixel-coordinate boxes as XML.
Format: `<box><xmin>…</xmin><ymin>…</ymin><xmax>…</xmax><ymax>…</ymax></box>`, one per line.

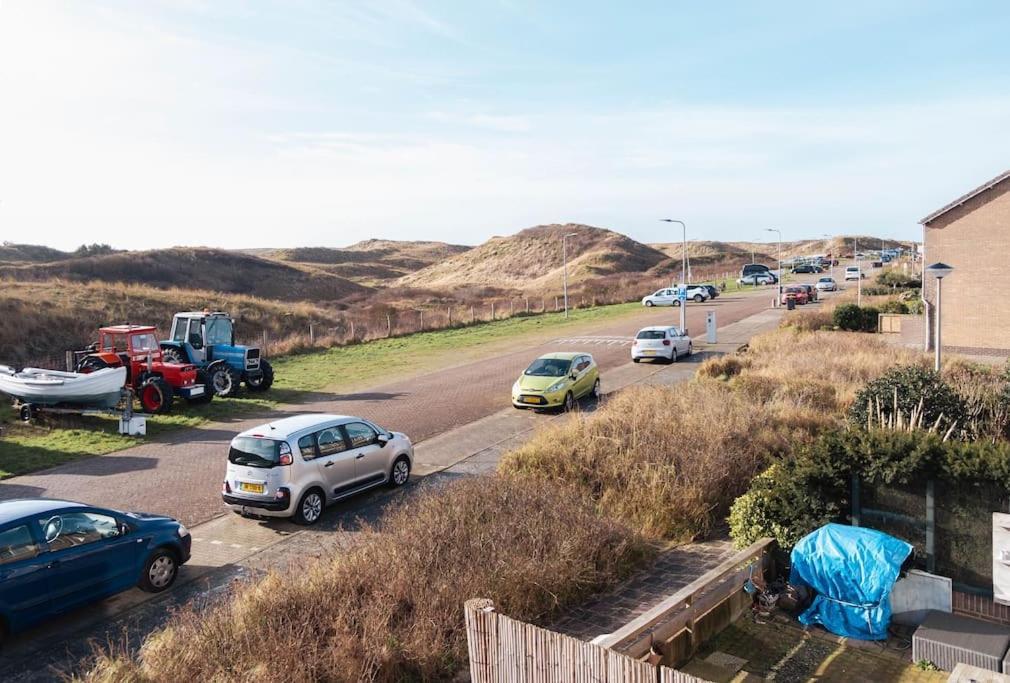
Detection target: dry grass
<box><xmin>81</xmin><ymin>476</ymin><xmax>650</xmax><ymax>683</ymax></box>
<box><xmin>738</xmin><ymin>327</ymin><xmax>925</xmax><ymax>409</ymax></box>
<box><xmin>499</xmin><ymin>383</ymin><xmax>789</xmax><ymax>542</ymax></box>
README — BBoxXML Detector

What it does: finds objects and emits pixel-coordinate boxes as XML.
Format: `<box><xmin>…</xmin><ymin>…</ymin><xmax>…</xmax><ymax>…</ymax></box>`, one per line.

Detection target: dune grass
<box><xmin>81</xmin><ymin>476</ymin><xmax>650</xmax><ymax>682</ymax></box>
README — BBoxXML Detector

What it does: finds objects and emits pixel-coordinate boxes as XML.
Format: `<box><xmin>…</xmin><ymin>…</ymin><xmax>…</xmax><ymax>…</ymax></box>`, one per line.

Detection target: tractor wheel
<box><xmin>76</xmin><ymin>356</ymin><xmax>109</xmax><ymax>374</ymax></box>
<box><xmin>139</xmin><ymin>378</ymin><xmax>174</xmax><ymax>414</ymax></box>
<box><xmin>161</xmin><ymin>347</ymin><xmax>187</xmax><ymax>365</ymax></box>
<box><xmin>187</xmin><ymin>370</ymin><xmax>214</xmax><ymax>405</ymax></box>
<box><xmin>209</xmin><ymin>365</ymin><xmax>240</xmax><ymax>398</ymax></box>
<box><xmin>246</xmin><ymin>360</ymin><xmax>274</xmax><ymax>392</ymax></box>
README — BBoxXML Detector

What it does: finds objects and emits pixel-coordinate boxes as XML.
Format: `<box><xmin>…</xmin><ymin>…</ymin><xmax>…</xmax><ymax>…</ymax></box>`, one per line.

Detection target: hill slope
<box><xmin>0</xmin><ymin>243</ymin><xmax>73</xmax><ymax>264</ymax></box>
<box><xmin>398</xmin><ymin>224</ymin><xmax>671</xmax><ymax>291</ymax></box>
<box><xmin>254</xmin><ymin>240</ymin><xmax>471</xmax><ymax>286</ymax></box>
<box><xmin>0</xmin><ymin>248</ymin><xmax>370</xmax><ymax>302</ymax></box>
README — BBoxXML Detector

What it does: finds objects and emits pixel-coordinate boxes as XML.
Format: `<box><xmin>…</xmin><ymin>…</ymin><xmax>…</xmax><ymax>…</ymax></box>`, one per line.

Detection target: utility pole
<box><xmin>765</xmin><ymin>228</ymin><xmax>782</xmax><ymax>300</ymax></box>
<box><xmin>661</xmin><ymin>219</ymin><xmax>687</xmax><ymax>332</ymax></box>
<box><xmin>562</xmin><ymin>232</ymin><xmax>578</xmax><ymax>318</ymax></box>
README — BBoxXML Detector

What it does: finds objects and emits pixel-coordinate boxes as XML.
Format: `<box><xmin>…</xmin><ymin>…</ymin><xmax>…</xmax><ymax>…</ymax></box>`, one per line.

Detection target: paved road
<box><xmin>0</xmin><ymin>290</ymin><xmax>777</xmax><ymax>526</ymax></box>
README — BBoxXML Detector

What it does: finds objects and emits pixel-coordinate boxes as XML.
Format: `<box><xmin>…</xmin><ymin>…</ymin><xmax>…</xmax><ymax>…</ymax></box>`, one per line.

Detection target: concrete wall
<box><xmin>924</xmin><ymin>180</ymin><xmax>1010</xmax><ymax>356</ymax></box>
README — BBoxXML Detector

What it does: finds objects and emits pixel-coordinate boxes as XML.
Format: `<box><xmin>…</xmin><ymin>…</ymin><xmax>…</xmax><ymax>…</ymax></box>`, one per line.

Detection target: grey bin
<box><xmin>912</xmin><ymin>610</ymin><xmax>1010</xmax><ymax>673</ymax></box>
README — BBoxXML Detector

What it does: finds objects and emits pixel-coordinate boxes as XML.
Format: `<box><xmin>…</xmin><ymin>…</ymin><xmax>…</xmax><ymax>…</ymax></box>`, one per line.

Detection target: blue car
<box><xmin>0</xmin><ymin>499</ymin><xmax>191</xmax><ymax>642</ymax></box>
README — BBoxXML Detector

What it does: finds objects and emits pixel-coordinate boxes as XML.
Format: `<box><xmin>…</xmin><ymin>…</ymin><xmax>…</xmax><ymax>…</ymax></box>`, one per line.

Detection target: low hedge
<box><xmin>833</xmin><ymin>303</ymin><xmax>879</xmax><ymax>332</ymax></box>
<box><xmin>848</xmin><ymin>365</ymin><xmax>965</xmax><ymax>435</ymax></box>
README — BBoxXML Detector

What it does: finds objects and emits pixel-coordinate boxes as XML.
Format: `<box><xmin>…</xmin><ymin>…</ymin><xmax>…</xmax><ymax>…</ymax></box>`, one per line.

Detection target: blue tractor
<box><xmin>159</xmin><ymin>311</ymin><xmax>274</xmax><ymax>397</ymax></box>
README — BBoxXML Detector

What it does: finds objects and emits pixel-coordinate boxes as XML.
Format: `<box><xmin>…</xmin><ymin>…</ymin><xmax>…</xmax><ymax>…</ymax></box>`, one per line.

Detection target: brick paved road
<box><xmin>0</xmin><ymin>292</ymin><xmax>774</xmax><ymax>526</ymax></box>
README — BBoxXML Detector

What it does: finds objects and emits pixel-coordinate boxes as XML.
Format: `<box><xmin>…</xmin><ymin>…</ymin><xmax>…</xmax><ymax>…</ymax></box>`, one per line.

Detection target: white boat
<box><xmin>0</xmin><ymin>365</ymin><xmax>126</xmax><ymax>408</ymax></box>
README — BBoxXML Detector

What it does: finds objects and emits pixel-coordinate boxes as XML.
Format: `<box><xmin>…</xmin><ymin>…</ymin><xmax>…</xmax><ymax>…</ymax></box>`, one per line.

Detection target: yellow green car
<box><xmin>511</xmin><ymin>352</ymin><xmax>601</xmax><ymax>411</ymax></box>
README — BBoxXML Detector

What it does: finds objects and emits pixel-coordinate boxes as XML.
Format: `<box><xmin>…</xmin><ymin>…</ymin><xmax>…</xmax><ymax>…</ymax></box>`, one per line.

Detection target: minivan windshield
<box><xmin>524</xmin><ymin>358</ymin><xmax>571</xmax><ymax>377</ymax></box>
<box><xmin>229</xmin><ymin>437</ymin><xmax>282</xmax><ymax>468</ymax></box>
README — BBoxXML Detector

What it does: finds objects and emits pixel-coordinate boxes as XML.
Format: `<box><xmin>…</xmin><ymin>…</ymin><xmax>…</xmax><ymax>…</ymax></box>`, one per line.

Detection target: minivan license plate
<box><xmin>239</xmin><ymin>482</ymin><xmax>265</xmax><ymax>494</ymax></box>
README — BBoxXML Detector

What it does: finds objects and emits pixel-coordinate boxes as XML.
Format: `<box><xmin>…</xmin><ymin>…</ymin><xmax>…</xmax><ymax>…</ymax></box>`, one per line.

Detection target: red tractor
<box><xmin>74</xmin><ymin>325</ymin><xmax>211</xmax><ymax>413</ymax></box>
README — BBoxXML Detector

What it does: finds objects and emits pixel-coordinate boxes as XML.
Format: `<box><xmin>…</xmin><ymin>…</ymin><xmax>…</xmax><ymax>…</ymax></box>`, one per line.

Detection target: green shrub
<box><xmin>878</xmin><ymin>300</ymin><xmax>910</xmax><ymax>314</ymax></box>
<box><xmin>833</xmin><ymin>304</ymin><xmax>864</xmax><ymax>331</ymax></box>
<box><xmin>832</xmin><ymin>304</ymin><xmax>880</xmax><ymax>332</ymax></box>
<box><xmin>860</xmin><ymin>285</ymin><xmax>892</xmax><ymax>296</ymax></box>
<box><xmin>905</xmin><ymin>298</ymin><xmax>925</xmax><ymax>315</ymax></box>
<box><xmin>848</xmin><ymin>365</ymin><xmax>965</xmax><ymax>435</ymax></box>
<box><xmin>860</xmin><ymin>306</ymin><xmax>880</xmax><ymax>332</ymax></box>
<box><xmin>878</xmin><ymin>270</ymin><xmax>921</xmax><ymax>289</ymax></box>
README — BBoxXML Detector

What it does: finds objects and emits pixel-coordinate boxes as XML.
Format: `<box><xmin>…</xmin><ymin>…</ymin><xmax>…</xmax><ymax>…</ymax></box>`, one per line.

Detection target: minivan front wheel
<box><xmin>294</xmin><ymin>488</ymin><xmax>324</xmax><ymax>525</ymax></box>
<box><xmin>389</xmin><ymin>456</ymin><xmax>411</xmax><ymax>488</ymax></box>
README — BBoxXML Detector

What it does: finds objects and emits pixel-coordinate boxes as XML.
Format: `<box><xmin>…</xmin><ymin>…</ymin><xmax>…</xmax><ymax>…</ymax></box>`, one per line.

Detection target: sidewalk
<box><xmin>0</xmin><ymin>304</ymin><xmax>784</xmax><ymax>681</ymax></box>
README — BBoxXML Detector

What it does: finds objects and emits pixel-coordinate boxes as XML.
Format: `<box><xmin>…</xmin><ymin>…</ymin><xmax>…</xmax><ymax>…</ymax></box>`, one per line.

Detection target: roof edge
<box><xmin>920</xmin><ymin>169</ymin><xmax>1010</xmax><ymax>225</ymax></box>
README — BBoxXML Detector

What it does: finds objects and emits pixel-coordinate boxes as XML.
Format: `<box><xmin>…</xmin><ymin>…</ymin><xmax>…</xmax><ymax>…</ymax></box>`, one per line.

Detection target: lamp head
<box><xmin>926</xmin><ymin>262</ymin><xmax>953</xmax><ymax>279</ymax></box>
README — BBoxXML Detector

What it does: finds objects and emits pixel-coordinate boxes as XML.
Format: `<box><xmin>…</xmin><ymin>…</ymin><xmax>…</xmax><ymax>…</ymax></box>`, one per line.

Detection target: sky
<box><xmin>2</xmin><ymin>1</ymin><xmax>1010</xmax><ymax>251</ymax></box>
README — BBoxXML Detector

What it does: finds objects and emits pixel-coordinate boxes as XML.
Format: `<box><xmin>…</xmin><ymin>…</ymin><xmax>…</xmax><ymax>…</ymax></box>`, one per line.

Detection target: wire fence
<box><xmin>15</xmin><ymin>269</ymin><xmax>749</xmax><ymax>370</ymax></box>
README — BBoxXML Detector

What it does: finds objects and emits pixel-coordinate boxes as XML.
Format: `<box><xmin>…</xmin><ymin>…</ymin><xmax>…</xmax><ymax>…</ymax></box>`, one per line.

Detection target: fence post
<box><xmin>309</xmin><ymin>323</ymin><xmax>315</xmax><ymax>344</ymax></box>
<box><xmin>65</xmin><ymin>351</ymin><xmax>74</xmax><ymax>372</ymax></box>
<box><xmin>387</xmin><ymin>313</ymin><xmax>392</xmax><ymax>337</ymax></box>
<box><xmin>471</xmin><ymin>306</ymin><xmax>476</xmax><ymax>323</ymax></box>
<box><xmin>525</xmin><ymin>297</ymin><xmax>529</xmax><ymax>313</ymax></box>
<box><xmin>852</xmin><ymin>476</ymin><xmax>860</xmax><ymax>525</ymax></box>
<box><xmin>541</xmin><ymin>297</ymin><xmax>545</xmax><ymax>312</ymax></box>
<box><xmin>464</xmin><ymin>598</ymin><xmax>498</xmax><ymax>683</ymax></box>
<box><xmin>419</xmin><ymin>310</ymin><xmax>424</xmax><ymax>330</ymax></box>
<box><xmin>491</xmin><ymin>302</ymin><xmax>495</xmax><ymax>320</ymax></box>
<box><xmin>261</xmin><ymin>330</ymin><xmax>268</xmax><ymax>355</ymax></box>
<box><xmin>926</xmin><ymin>479</ymin><xmax>935</xmax><ymax>573</ymax></box>
<box><xmin>555</xmin><ymin>296</ymin><xmax>559</xmax><ymax>311</ymax></box>
<box><xmin>349</xmin><ymin>320</ymin><xmax>355</xmax><ymax>341</ymax></box>
<box><xmin>447</xmin><ymin>307</ymin><xmax>452</xmax><ymax>326</ymax></box>
<box><xmin>509</xmin><ymin>300</ymin><xmax>514</xmax><ymax>317</ymax></box>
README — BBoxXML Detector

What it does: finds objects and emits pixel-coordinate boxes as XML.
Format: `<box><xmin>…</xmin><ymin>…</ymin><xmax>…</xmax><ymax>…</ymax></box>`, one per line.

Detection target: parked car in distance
<box><xmin>0</xmin><ymin>499</ymin><xmax>191</xmax><ymax>643</ymax></box>
<box><xmin>512</xmin><ymin>352</ymin><xmax>600</xmax><ymax>412</ymax></box>
<box><xmin>844</xmin><ymin>266</ymin><xmax>863</xmax><ymax>281</ymax></box>
<box><xmin>689</xmin><ymin>283</ymin><xmax>719</xmax><ymax>300</ymax></box>
<box><xmin>798</xmin><ymin>283</ymin><xmax>818</xmax><ymax>302</ymax></box>
<box><xmin>740</xmin><ymin>263</ymin><xmax>773</xmax><ymax>279</ymax></box>
<box><xmin>791</xmin><ymin>264</ymin><xmax>823</xmax><ymax>274</ymax></box>
<box><xmin>815</xmin><ymin>277</ymin><xmax>838</xmax><ymax>292</ymax></box>
<box><xmin>781</xmin><ymin>286</ymin><xmax>809</xmax><ymax>305</ymax></box>
<box><xmin>222</xmin><ymin>414</ymin><xmax>414</xmax><ymax>525</ymax></box>
<box><xmin>641</xmin><ymin>285</ymin><xmax>709</xmax><ymax>306</ymax></box>
<box><xmin>631</xmin><ymin>326</ymin><xmax>691</xmax><ymax>363</ymax></box>
<box><xmin>737</xmin><ymin>272</ymin><xmax>777</xmax><ymax>286</ymax></box>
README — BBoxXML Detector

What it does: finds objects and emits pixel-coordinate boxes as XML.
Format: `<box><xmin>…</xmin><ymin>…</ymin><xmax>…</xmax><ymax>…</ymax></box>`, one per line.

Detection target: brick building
<box><xmin>920</xmin><ymin>169</ymin><xmax>1010</xmax><ymax>357</ymax></box>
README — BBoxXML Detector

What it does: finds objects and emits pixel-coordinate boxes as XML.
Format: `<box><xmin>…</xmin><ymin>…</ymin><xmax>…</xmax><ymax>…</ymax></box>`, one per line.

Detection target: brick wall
<box><xmin>923</xmin><ymin>179</ymin><xmax>1010</xmax><ymax>352</ymax></box>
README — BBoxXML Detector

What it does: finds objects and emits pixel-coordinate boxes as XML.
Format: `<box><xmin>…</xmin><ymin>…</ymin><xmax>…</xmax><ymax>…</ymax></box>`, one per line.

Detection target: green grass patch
<box><xmin>0</xmin><ymin>302</ymin><xmax>643</xmax><ymax>477</ymax></box>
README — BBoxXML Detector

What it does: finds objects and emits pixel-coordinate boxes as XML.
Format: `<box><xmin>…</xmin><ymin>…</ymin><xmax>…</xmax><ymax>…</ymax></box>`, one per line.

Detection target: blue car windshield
<box><xmin>525</xmin><ymin>358</ymin><xmax>571</xmax><ymax>377</ymax></box>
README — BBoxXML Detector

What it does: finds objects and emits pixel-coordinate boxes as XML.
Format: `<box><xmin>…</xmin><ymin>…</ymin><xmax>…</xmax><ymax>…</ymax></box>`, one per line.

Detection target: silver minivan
<box><xmin>222</xmin><ymin>414</ymin><xmax>414</xmax><ymax>525</ymax></box>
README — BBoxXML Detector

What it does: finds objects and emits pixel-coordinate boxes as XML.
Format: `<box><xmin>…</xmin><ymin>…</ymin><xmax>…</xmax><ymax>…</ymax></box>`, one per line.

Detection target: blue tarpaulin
<box><xmin>789</xmin><ymin>523</ymin><xmax>912</xmax><ymax>640</ymax></box>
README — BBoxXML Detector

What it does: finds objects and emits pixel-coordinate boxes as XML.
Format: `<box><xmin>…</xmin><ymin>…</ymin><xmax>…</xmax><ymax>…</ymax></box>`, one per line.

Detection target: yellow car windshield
<box><xmin>524</xmin><ymin>359</ymin><xmax>571</xmax><ymax>377</ymax></box>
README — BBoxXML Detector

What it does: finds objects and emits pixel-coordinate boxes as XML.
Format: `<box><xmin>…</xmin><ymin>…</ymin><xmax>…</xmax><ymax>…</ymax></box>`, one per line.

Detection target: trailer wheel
<box><xmin>19</xmin><ymin>405</ymin><xmax>34</xmax><ymax>423</ymax></box>
<box><xmin>140</xmin><ymin>378</ymin><xmax>174</xmax><ymax>414</ymax></box>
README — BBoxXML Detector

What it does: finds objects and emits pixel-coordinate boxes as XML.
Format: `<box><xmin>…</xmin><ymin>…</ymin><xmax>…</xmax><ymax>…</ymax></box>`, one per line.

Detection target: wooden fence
<box><xmin>465</xmin><ymin>598</ymin><xmax>708</xmax><ymax>683</ymax></box>
<box><xmin>595</xmin><ymin>538</ymin><xmax>775</xmax><ymax>662</ymax></box>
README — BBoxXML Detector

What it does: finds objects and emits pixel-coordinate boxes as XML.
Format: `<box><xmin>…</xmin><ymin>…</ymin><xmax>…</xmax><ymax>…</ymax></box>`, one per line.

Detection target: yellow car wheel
<box><xmin>563</xmin><ymin>392</ymin><xmax>575</xmax><ymax>412</ymax></box>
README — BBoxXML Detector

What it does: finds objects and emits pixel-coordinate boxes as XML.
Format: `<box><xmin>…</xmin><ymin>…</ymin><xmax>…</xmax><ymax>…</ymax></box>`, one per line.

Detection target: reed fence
<box><xmin>464</xmin><ymin>598</ymin><xmax>708</xmax><ymax>683</ymax></box>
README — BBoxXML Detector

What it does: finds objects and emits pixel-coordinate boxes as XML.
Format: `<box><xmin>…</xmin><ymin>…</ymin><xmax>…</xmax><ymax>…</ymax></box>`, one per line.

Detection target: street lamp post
<box><xmin>765</xmin><ymin>228</ymin><xmax>782</xmax><ymax>302</ymax></box>
<box><xmin>854</xmin><ymin>236</ymin><xmax>862</xmax><ymax>306</ymax></box>
<box><xmin>926</xmin><ymin>262</ymin><xmax>953</xmax><ymax>372</ymax></box>
<box><xmin>562</xmin><ymin>231</ymin><xmax>578</xmax><ymax>318</ymax></box>
<box><xmin>661</xmin><ymin>219</ymin><xmax>687</xmax><ymax>332</ymax></box>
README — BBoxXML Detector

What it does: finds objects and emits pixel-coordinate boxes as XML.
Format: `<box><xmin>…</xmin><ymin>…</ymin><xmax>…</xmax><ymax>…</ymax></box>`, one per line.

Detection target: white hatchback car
<box><xmin>642</xmin><ymin>286</ymin><xmax>708</xmax><ymax>307</ymax></box>
<box><xmin>222</xmin><ymin>414</ymin><xmax>414</xmax><ymax>525</ymax></box>
<box><xmin>632</xmin><ymin>326</ymin><xmax>692</xmax><ymax>363</ymax></box>
<box><xmin>815</xmin><ymin>276</ymin><xmax>838</xmax><ymax>292</ymax></box>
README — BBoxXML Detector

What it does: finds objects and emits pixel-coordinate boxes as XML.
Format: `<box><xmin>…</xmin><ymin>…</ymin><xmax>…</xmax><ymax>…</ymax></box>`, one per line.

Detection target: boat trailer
<box><xmin>13</xmin><ymin>388</ymin><xmax>147</xmax><ymax>435</ymax></box>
